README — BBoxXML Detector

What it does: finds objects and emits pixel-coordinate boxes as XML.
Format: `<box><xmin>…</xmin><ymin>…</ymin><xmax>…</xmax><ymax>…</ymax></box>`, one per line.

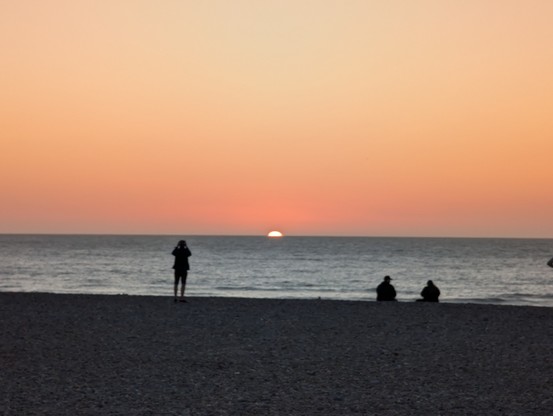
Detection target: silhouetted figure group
<box><xmin>376</xmin><ymin>276</ymin><xmax>441</xmax><ymax>302</ymax></box>
<box><xmin>170</xmin><ymin>240</ymin><xmax>551</xmax><ymax>304</ymax></box>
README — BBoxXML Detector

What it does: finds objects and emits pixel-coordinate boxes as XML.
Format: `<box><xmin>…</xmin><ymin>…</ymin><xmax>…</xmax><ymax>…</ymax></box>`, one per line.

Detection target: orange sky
<box><xmin>1</xmin><ymin>1</ymin><xmax>552</xmax><ymax>237</ymax></box>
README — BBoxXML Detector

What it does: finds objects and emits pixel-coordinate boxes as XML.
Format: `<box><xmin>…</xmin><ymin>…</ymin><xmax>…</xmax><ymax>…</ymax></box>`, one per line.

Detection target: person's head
<box><xmin>178</xmin><ymin>240</ymin><xmax>187</xmax><ymax>247</ymax></box>
<box><xmin>427</xmin><ymin>280</ymin><xmax>434</xmax><ymax>286</ymax></box>
<box><xmin>384</xmin><ymin>275</ymin><xmax>392</xmax><ymax>282</ymax></box>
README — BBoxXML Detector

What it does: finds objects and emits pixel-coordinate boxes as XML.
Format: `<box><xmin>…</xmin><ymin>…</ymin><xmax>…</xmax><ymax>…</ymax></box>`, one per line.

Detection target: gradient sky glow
<box><xmin>1</xmin><ymin>1</ymin><xmax>552</xmax><ymax>237</ymax></box>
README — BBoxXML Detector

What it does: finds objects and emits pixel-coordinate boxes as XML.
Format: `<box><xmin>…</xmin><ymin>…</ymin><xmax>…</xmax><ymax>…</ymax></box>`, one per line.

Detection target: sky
<box><xmin>1</xmin><ymin>0</ymin><xmax>552</xmax><ymax>238</ymax></box>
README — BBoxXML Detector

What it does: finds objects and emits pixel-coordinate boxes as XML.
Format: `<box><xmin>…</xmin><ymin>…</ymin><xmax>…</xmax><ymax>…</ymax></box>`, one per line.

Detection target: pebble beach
<box><xmin>1</xmin><ymin>292</ymin><xmax>552</xmax><ymax>415</ymax></box>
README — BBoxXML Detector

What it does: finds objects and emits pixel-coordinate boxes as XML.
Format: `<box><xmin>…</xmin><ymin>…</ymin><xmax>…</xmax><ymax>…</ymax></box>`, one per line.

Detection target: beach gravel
<box><xmin>1</xmin><ymin>292</ymin><xmax>552</xmax><ymax>415</ymax></box>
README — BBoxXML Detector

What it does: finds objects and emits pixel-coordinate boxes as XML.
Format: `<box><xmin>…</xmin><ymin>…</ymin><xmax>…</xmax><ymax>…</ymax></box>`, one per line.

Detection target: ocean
<box><xmin>1</xmin><ymin>234</ymin><xmax>552</xmax><ymax>307</ymax></box>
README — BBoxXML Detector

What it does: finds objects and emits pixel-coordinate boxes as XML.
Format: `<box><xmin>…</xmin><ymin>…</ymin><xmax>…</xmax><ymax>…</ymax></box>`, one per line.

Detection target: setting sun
<box><xmin>267</xmin><ymin>231</ymin><xmax>283</xmax><ymax>238</ymax></box>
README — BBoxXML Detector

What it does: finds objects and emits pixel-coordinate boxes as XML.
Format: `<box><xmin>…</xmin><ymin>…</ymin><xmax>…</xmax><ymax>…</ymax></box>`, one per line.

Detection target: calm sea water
<box><xmin>1</xmin><ymin>235</ymin><xmax>553</xmax><ymax>307</ymax></box>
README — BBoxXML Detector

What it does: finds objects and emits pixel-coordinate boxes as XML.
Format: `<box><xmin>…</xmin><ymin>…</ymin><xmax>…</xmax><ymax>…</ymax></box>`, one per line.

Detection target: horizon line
<box><xmin>1</xmin><ymin>232</ymin><xmax>551</xmax><ymax>240</ymax></box>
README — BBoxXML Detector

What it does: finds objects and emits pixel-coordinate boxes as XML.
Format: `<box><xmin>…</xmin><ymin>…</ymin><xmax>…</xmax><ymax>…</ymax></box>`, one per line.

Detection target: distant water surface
<box><xmin>1</xmin><ymin>235</ymin><xmax>552</xmax><ymax>307</ymax></box>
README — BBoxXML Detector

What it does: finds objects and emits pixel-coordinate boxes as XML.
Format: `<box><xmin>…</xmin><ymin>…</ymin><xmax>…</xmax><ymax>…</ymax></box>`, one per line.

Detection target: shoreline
<box><xmin>1</xmin><ymin>292</ymin><xmax>552</xmax><ymax>415</ymax></box>
<box><xmin>1</xmin><ymin>290</ymin><xmax>552</xmax><ymax>309</ymax></box>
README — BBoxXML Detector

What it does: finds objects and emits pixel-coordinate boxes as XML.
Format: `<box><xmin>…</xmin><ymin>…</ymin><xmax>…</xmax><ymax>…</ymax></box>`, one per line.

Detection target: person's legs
<box><xmin>174</xmin><ymin>272</ymin><xmax>180</xmax><ymax>301</ymax></box>
<box><xmin>179</xmin><ymin>272</ymin><xmax>188</xmax><ymax>301</ymax></box>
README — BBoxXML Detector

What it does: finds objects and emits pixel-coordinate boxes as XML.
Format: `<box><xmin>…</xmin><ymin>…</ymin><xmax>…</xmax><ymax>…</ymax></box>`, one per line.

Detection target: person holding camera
<box><xmin>172</xmin><ymin>240</ymin><xmax>192</xmax><ymax>303</ymax></box>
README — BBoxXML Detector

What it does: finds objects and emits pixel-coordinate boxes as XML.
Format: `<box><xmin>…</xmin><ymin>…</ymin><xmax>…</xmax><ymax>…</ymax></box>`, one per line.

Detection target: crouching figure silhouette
<box><xmin>376</xmin><ymin>276</ymin><xmax>397</xmax><ymax>301</ymax></box>
<box><xmin>418</xmin><ymin>280</ymin><xmax>440</xmax><ymax>302</ymax></box>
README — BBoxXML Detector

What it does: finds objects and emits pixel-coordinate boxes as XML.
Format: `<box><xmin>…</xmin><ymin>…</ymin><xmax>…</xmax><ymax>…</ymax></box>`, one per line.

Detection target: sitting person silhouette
<box><xmin>376</xmin><ymin>275</ymin><xmax>397</xmax><ymax>301</ymax></box>
<box><xmin>418</xmin><ymin>280</ymin><xmax>440</xmax><ymax>302</ymax></box>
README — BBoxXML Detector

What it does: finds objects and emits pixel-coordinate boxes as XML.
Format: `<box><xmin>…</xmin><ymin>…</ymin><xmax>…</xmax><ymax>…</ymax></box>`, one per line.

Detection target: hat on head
<box><xmin>384</xmin><ymin>275</ymin><xmax>392</xmax><ymax>281</ymax></box>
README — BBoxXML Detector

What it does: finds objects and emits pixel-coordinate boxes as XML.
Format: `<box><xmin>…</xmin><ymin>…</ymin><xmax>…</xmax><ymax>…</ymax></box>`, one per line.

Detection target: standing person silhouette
<box><xmin>172</xmin><ymin>240</ymin><xmax>192</xmax><ymax>303</ymax></box>
<box><xmin>376</xmin><ymin>275</ymin><xmax>397</xmax><ymax>301</ymax></box>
